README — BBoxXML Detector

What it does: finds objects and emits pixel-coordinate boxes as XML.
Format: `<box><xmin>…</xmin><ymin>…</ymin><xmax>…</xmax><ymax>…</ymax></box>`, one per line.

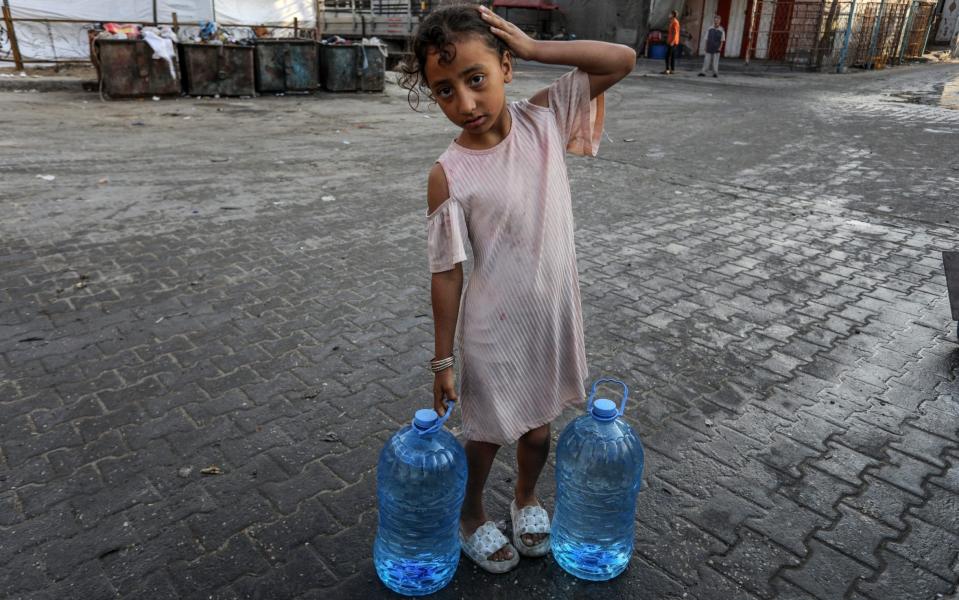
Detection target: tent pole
<box><xmin>153</xmin><ymin>0</ymin><xmax>158</xmax><ymax>26</ymax></box>
<box><xmin>2</xmin><ymin>2</ymin><xmax>24</xmax><ymax>71</ymax></box>
<box><xmin>837</xmin><ymin>0</ymin><xmax>857</xmax><ymax>72</ymax></box>
<box><xmin>743</xmin><ymin>0</ymin><xmax>760</xmax><ymax>64</ymax></box>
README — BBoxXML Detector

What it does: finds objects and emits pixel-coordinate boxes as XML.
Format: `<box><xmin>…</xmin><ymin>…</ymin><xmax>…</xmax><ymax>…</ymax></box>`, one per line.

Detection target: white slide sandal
<box><xmin>459</xmin><ymin>521</ymin><xmax>520</xmax><ymax>574</ymax></box>
<box><xmin>510</xmin><ymin>499</ymin><xmax>551</xmax><ymax>557</ymax></box>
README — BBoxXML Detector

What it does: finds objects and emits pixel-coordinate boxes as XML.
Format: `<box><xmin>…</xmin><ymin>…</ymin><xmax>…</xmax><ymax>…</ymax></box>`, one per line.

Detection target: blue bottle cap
<box><xmin>413</xmin><ymin>408</ymin><xmax>439</xmax><ymax>430</ymax></box>
<box><xmin>591</xmin><ymin>398</ymin><xmax>618</xmax><ymax>421</ymax></box>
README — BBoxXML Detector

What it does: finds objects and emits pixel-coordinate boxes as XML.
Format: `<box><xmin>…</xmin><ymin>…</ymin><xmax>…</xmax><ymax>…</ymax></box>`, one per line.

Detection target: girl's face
<box><xmin>424</xmin><ymin>35</ymin><xmax>513</xmax><ymax>137</ymax></box>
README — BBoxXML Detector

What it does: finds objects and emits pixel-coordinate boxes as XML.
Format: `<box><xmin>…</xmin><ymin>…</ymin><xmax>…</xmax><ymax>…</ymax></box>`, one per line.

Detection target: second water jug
<box><xmin>552</xmin><ymin>379</ymin><xmax>645</xmax><ymax>581</ymax></box>
<box><xmin>374</xmin><ymin>402</ymin><xmax>467</xmax><ymax>596</ymax></box>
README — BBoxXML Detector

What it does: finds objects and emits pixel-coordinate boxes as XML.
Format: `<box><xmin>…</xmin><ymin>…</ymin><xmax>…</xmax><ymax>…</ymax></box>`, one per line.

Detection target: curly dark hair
<box><xmin>398</xmin><ymin>4</ymin><xmax>509</xmax><ymax>110</ymax></box>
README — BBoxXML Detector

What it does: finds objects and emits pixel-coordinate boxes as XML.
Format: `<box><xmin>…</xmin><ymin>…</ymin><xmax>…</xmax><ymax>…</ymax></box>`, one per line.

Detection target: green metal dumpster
<box><xmin>255</xmin><ymin>39</ymin><xmax>319</xmax><ymax>93</ymax></box>
<box><xmin>320</xmin><ymin>45</ymin><xmax>358</xmax><ymax>92</ymax></box>
<box><xmin>358</xmin><ymin>44</ymin><xmax>385</xmax><ymax>92</ymax></box>
<box><xmin>94</xmin><ymin>39</ymin><xmax>181</xmax><ymax>99</ymax></box>
<box><xmin>944</xmin><ymin>251</ymin><xmax>959</xmax><ymax>339</ymax></box>
<box><xmin>319</xmin><ymin>44</ymin><xmax>386</xmax><ymax>92</ymax></box>
<box><xmin>180</xmin><ymin>43</ymin><xmax>256</xmax><ymax>97</ymax></box>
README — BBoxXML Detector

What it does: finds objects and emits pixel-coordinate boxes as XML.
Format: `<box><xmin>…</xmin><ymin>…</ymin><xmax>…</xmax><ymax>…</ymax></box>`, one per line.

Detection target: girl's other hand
<box><xmin>433</xmin><ymin>368</ymin><xmax>458</xmax><ymax>417</ymax></box>
<box><xmin>477</xmin><ymin>5</ymin><xmax>537</xmax><ymax>60</ymax></box>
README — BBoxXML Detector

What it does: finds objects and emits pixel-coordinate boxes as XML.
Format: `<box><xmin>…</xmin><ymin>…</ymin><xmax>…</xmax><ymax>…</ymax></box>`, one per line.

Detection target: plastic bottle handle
<box><xmin>414</xmin><ymin>400</ymin><xmax>455</xmax><ymax>436</ymax></box>
<box><xmin>587</xmin><ymin>378</ymin><xmax>629</xmax><ymax>418</ymax></box>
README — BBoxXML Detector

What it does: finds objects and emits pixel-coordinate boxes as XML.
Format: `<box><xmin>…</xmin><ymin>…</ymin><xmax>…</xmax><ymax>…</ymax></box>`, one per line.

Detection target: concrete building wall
<box><xmin>554</xmin><ymin>0</ymin><xmax>651</xmax><ymax>46</ymax></box>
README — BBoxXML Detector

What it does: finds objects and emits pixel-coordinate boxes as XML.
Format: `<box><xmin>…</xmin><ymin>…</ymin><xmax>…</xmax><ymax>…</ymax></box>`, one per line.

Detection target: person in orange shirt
<box><xmin>662</xmin><ymin>10</ymin><xmax>681</xmax><ymax>75</ymax></box>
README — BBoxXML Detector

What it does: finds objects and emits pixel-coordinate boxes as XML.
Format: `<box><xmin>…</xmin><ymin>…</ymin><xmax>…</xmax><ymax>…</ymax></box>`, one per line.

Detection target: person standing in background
<box><xmin>699</xmin><ymin>14</ymin><xmax>726</xmax><ymax>77</ymax></box>
<box><xmin>662</xmin><ymin>10</ymin><xmax>681</xmax><ymax>74</ymax></box>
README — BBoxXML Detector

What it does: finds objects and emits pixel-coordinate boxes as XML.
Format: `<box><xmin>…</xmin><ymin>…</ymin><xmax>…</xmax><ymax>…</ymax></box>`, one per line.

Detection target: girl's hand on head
<box><xmin>477</xmin><ymin>5</ymin><xmax>537</xmax><ymax>61</ymax></box>
<box><xmin>433</xmin><ymin>368</ymin><xmax>458</xmax><ymax>417</ymax></box>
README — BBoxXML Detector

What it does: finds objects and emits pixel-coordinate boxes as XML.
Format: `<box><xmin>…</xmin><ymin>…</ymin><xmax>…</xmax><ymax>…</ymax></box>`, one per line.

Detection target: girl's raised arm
<box><xmin>477</xmin><ymin>5</ymin><xmax>635</xmax><ymax>102</ymax></box>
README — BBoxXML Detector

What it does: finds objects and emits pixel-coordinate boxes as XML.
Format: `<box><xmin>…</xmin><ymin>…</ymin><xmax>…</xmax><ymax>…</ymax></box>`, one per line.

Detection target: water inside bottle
<box><xmin>374</xmin><ymin>412</ymin><xmax>466</xmax><ymax>596</ymax></box>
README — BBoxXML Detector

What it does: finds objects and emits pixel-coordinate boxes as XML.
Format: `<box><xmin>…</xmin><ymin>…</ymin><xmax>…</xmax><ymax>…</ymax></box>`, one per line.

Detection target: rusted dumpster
<box><xmin>94</xmin><ymin>39</ymin><xmax>181</xmax><ymax>99</ymax></box>
<box><xmin>944</xmin><ymin>251</ymin><xmax>959</xmax><ymax>339</ymax></box>
<box><xmin>179</xmin><ymin>43</ymin><xmax>255</xmax><ymax>97</ymax></box>
<box><xmin>319</xmin><ymin>44</ymin><xmax>386</xmax><ymax>92</ymax></box>
<box><xmin>254</xmin><ymin>39</ymin><xmax>319</xmax><ymax>93</ymax></box>
<box><xmin>358</xmin><ymin>44</ymin><xmax>385</xmax><ymax>92</ymax></box>
<box><xmin>320</xmin><ymin>45</ymin><xmax>358</xmax><ymax>92</ymax></box>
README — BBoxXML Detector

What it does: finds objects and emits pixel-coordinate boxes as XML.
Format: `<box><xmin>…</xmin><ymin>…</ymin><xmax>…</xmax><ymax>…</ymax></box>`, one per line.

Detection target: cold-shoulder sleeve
<box><xmin>426</xmin><ymin>198</ymin><xmax>468</xmax><ymax>273</ymax></box>
<box><xmin>546</xmin><ymin>68</ymin><xmax>605</xmax><ymax>157</ymax></box>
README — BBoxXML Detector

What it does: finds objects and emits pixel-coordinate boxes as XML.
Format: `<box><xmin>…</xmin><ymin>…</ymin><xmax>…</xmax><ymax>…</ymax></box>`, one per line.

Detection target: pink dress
<box><xmin>427</xmin><ymin>69</ymin><xmax>605</xmax><ymax>445</ymax></box>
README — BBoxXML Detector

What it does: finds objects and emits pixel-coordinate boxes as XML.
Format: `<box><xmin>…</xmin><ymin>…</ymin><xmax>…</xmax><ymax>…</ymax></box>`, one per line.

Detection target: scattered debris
<box><xmin>98</xmin><ymin>177</ymin><xmax>110</xmax><ymax>185</ymax></box>
<box><xmin>36</xmin><ymin>174</ymin><xmax>56</xmax><ymax>181</ymax></box>
<box><xmin>152</xmin><ymin>96</ymin><xmax>160</xmax><ymax>101</ymax></box>
<box><xmin>177</xmin><ymin>466</ymin><xmax>193</xmax><ymax>478</ymax></box>
<box><xmin>321</xmin><ymin>195</ymin><xmax>336</xmax><ymax>202</ymax></box>
<box><xmin>704</xmin><ymin>418</ymin><xmax>714</xmax><ymax>427</ymax></box>
<box><xmin>323</xmin><ymin>432</ymin><xmax>339</xmax><ymax>442</ymax></box>
<box><xmin>842</xmin><ymin>219</ymin><xmax>889</xmax><ymax>235</ymax></box>
<box><xmin>200</xmin><ymin>465</ymin><xmax>222</xmax><ymax>475</ymax></box>
<box><xmin>74</xmin><ymin>281</ymin><xmax>87</xmax><ymax>289</ymax></box>
<box><xmin>155</xmin><ymin>311</ymin><xmax>188</xmax><ymax>323</ymax></box>
<box><xmin>623</xmin><ymin>138</ymin><xmax>635</xmax><ymax>142</ymax></box>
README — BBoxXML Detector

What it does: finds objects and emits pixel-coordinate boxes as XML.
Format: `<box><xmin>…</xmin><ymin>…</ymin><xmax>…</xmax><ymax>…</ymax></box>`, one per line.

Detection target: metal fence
<box><xmin>743</xmin><ymin>0</ymin><xmax>936</xmax><ymax>71</ymax></box>
<box><xmin>324</xmin><ymin>0</ymin><xmax>425</xmax><ymax>14</ymax></box>
<box><xmin>322</xmin><ymin>0</ymin><xmax>467</xmax><ymax>15</ymax></box>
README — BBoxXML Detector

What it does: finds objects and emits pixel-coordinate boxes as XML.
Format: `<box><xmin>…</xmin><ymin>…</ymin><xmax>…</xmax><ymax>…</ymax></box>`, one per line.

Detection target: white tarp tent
<box><xmin>936</xmin><ymin>0</ymin><xmax>959</xmax><ymax>43</ymax></box>
<box><xmin>216</xmin><ymin>0</ymin><xmax>314</xmax><ymax>26</ymax></box>
<box><xmin>1</xmin><ymin>1</ymin><xmax>317</xmax><ymax>63</ymax></box>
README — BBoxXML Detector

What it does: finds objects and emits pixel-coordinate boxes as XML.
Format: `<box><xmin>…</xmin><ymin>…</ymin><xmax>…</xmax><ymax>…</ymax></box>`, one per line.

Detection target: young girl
<box><xmin>400</xmin><ymin>5</ymin><xmax>635</xmax><ymax>573</ymax></box>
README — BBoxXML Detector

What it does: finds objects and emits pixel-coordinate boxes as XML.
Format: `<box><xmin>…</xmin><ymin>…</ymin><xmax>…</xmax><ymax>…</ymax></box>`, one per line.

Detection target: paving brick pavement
<box><xmin>1</xmin><ymin>63</ymin><xmax>958</xmax><ymax>599</ymax></box>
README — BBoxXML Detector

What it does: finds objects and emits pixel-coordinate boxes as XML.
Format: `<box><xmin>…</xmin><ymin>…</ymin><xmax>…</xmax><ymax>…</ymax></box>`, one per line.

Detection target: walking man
<box><xmin>699</xmin><ymin>14</ymin><xmax>725</xmax><ymax>77</ymax></box>
<box><xmin>663</xmin><ymin>10</ymin><xmax>681</xmax><ymax>74</ymax></box>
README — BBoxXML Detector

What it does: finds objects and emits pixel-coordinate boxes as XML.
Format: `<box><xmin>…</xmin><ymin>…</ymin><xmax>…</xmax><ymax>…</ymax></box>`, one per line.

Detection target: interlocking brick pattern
<box><xmin>1</xmin><ymin>64</ymin><xmax>957</xmax><ymax>599</ymax></box>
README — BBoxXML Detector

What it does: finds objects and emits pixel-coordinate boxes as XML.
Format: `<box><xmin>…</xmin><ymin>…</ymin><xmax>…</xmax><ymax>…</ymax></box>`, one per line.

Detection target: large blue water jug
<box><xmin>374</xmin><ymin>401</ymin><xmax>467</xmax><ymax>596</ymax></box>
<box><xmin>552</xmin><ymin>379</ymin><xmax>645</xmax><ymax>581</ymax></box>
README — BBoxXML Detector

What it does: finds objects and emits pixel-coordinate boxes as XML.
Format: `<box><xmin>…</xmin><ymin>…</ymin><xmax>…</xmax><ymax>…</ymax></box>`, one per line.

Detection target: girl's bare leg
<box><xmin>514</xmin><ymin>423</ymin><xmax>550</xmax><ymax>546</ymax></box>
<box><xmin>461</xmin><ymin>440</ymin><xmax>514</xmax><ymax>560</ymax></box>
